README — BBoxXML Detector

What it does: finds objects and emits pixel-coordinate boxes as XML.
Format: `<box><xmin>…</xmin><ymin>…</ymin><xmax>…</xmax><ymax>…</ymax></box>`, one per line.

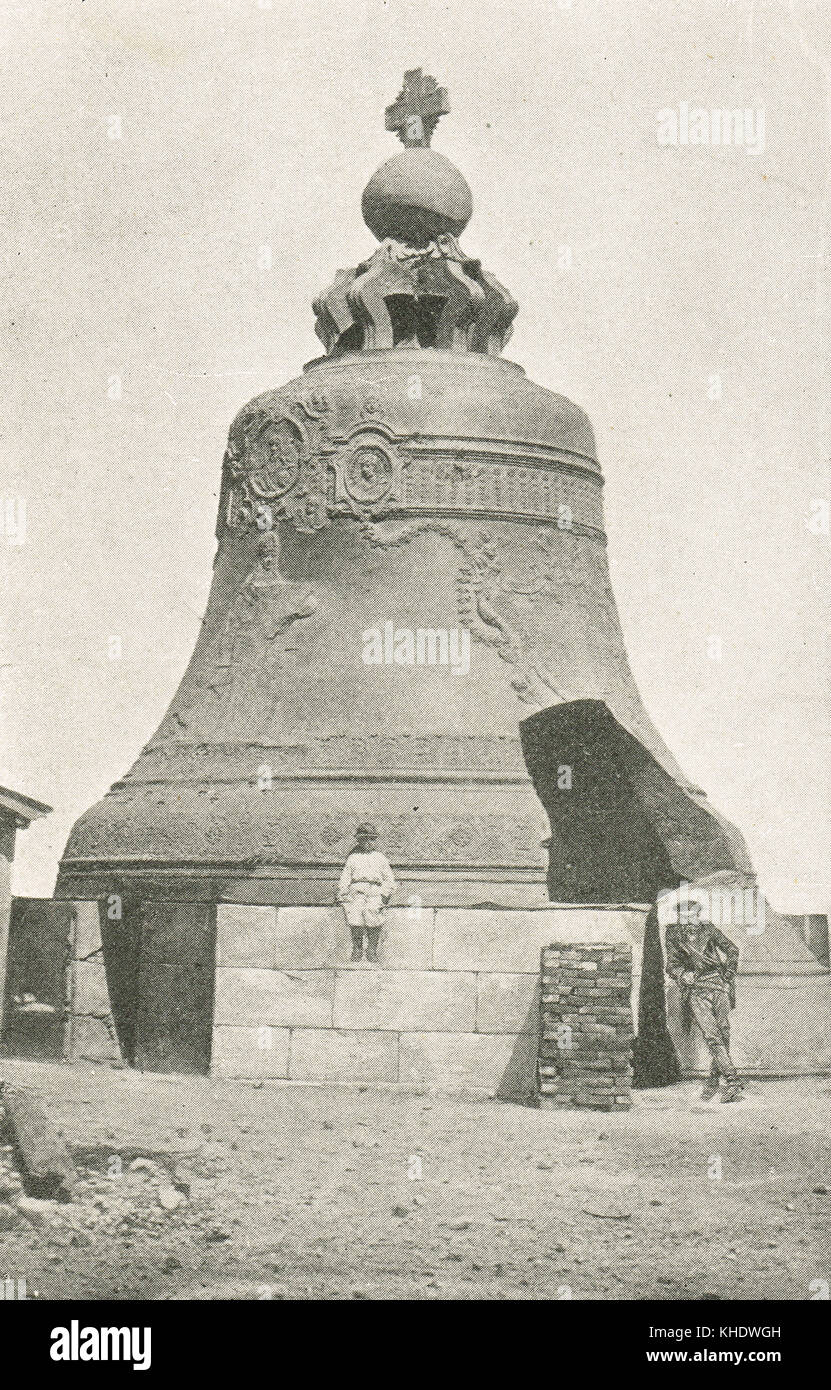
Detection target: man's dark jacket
<box><xmin>665</xmin><ymin>920</ymin><xmax>740</xmax><ymax>1011</ymax></box>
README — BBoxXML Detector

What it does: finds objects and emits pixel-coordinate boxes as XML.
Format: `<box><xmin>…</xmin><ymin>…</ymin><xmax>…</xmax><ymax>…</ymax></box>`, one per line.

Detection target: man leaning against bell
<box><xmin>665</xmin><ymin>897</ymin><xmax>743</xmax><ymax>1103</ymax></box>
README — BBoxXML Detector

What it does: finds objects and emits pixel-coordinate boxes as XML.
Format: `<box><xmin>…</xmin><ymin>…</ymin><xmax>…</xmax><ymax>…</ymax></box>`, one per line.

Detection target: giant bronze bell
<box><xmin>56</xmin><ymin>71</ymin><xmax>752</xmax><ymax>916</ymax></box>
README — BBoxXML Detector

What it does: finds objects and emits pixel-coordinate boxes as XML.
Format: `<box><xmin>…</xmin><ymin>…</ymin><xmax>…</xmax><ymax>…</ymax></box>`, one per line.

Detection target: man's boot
<box><xmin>350</xmin><ymin>927</ymin><xmax>364</xmax><ymax>962</ymax></box>
<box><xmin>700</xmin><ymin>1072</ymin><xmax>720</xmax><ymax>1102</ymax></box>
<box><xmin>365</xmin><ymin>927</ymin><xmax>381</xmax><ymax>964</ymax></box>
<box><xmin>721</xmin><ymin>1081</ymin><xmax>744</xmax><ymax>1103</ymax></box>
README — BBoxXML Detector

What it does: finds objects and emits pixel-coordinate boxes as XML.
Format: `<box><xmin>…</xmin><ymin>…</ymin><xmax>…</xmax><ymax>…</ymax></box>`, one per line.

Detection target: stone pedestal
<box><xmin>210</xmin><ymin>902</ymin><xmax>648</xmax><ymax>1095</ymax></box>
<box><xmin>57</xmin><ymin>894</ymin><xmax>831</xmax><ymax>1085</ymax></box>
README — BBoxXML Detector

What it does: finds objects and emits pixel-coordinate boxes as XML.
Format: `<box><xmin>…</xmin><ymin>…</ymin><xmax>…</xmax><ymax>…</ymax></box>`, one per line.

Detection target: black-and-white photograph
<box><xmin>1</xmin><ymin>0</ymin><xmax>829</xmax><ymax>1356</ymax></box>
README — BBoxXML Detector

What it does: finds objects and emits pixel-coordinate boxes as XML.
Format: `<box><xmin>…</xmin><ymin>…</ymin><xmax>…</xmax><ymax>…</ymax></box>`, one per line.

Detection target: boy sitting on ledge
<box><xmin>337</xmin><ymin>823</ymin><xmax>396</xmax><ymax>964</ymax></box>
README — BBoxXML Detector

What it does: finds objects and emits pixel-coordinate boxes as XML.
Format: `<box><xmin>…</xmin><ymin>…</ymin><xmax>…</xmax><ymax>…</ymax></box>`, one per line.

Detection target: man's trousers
<box><xmin>688</xmin><ymin>987</ymin><xmax>739</xmax><ymax>1082</ymax></box>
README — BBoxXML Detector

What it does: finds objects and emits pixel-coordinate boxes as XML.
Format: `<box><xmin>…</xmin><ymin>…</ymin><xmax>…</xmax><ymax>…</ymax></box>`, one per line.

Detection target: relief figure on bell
<box><xmin>209</xmin><ymin>529</ymin><xmax>319</xmax><ymax>737</ymax></box>
<box><xmin>162</xmin><ymin>529</ymin><xmax>320</xmax><ymax>741</ymax></box>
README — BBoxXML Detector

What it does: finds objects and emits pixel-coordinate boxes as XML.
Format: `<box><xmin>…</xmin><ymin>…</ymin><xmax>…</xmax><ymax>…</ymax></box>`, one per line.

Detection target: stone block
<box><xmin>289</xmin><ymin>1028</ymin><xmax>399</xmax><ymax>1083</ymax></box>
<box><xmin>399</xmin><ymin>1030</ymin><xmax>537</xmax><ymax>1098</ymax></box>
<box><xmin>72</xmin><ymin>960</ymin><xmax>112</xmax><ymax>1017</ymax></box>
<box><xmin>211</xmin><ymin>1025</ymin><xmax>290</xmax><ymax>1079</ymax></box>
<box><xmin>72</xmin><ymin>900</ymin><xmax>102</xmax><ymax>961</ymax></box>
<box><xmin>333</xmin><ymin>968</ymin><xmax>476</xmax><ymax>1031</ymax></box>
<box><xmin>433</xmin><ymin>907</ymin><xmax>646</xmax><ymax>973</ymax></box>
<box><xmin>216</xmin><ymin>904</ymin><xmax>277</xmax><ymax>969</ymax></box>
<box><xmin>733</xmin><ymin>975</ymin><xmax>831</xmax><ymax>1073</ymax></box>
<box><xmin>214</xmin><ymin>967</ymin><xmax>334</xmax><ymax>1028</ymax></box>
<box><xmin>377</xmin><ymin>907</ymin><xmax>434</xmax><ymax>969</ymax></box>
<box><xmin>274</xmin><ymin>907</ymin><xmax>350</xmax><ymax>967</ymax></box>
<box><xmin>476</xmin><ymin>973</ymin><xmax>539</xmax><ymax>1033</ymax></box>
<box><xmin>69</xmin><ymin>1015</ymin><xmax>120</xmax><ymax>1063</ymax></box>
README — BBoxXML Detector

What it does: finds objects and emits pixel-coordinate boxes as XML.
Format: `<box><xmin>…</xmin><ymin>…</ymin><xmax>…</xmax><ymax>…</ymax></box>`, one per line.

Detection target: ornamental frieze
<box><xmin>67</xmin><ymin>792</ymin><xmax>544</xmax><ymax>869</ymax></box>
<box><xmin>221</xmin><ymin>394</ymin><xmax>604</xmax><ymax>536</ymax></box>
<box><xmin>398</xmin><ymin>452</ymin><xmax>602</xmax><ymax>530</ymax></box>
<box><xmin>134</xmin><ymin>732</ymin><xmax>529</xmax><ymax>780</ymax></box>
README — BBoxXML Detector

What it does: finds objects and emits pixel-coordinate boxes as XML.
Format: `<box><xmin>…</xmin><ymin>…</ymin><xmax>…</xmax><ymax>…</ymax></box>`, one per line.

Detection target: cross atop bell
<box><xmin>385</xmin><ymin>68</ymin><xmax>450</xmax><ymax>147</ymax></box>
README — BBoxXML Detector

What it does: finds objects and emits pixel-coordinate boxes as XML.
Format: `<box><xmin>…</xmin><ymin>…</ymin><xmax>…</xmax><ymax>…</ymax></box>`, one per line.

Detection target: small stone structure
<box><xmin>537</xmin><ymin>943</ymin><xmax>634</xmax><ymax>1111</ymax></box>
<box><xmin>0</xmin><ymin>785</ymin><xmax>52</xmax><ymax>1042</ymax></box>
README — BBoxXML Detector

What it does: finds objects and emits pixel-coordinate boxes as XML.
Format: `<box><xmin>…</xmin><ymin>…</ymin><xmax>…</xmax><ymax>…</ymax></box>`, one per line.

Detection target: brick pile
<box><xmin>537</xmin><ymin>942</ymin><xmax>634</xmax><ymax>1111</ymax></box>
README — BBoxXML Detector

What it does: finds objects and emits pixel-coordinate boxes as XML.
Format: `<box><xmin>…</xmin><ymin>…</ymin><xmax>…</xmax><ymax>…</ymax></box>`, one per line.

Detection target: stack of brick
<box><xmin>537</xmin><ymin>942</ymin><xmax>634</xmax><ymax>1111</ymax></box>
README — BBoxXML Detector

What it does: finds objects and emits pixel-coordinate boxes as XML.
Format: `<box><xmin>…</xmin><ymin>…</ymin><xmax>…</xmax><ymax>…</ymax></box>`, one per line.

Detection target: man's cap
<box><xmin>355</xmin><ymin>822</ymin><xmax>378</xmax><ymax>838</ymax></box>
<box><xmin>656</xmin><ymin>884</ymin><xmax>709</xmax><ymax>926</ymax></box>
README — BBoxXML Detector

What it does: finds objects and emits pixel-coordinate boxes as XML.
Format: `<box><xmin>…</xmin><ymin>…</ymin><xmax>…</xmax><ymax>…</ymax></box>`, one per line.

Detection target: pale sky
<box><xmin>2</xmin><ymin>0</ymin><xmax>829</xmax><ymax>909</ymax></box>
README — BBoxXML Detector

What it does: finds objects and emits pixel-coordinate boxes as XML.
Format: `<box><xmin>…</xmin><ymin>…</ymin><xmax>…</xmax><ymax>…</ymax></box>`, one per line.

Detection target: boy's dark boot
<box><xmin>350</xmin><ymin>927</ymin><xmax>364</xmax><ymax>962</ymax></box>
<box><xmin>365</xmin><ymin>927</ymin><xmax>381</xmax><ymax>963</ymax></box>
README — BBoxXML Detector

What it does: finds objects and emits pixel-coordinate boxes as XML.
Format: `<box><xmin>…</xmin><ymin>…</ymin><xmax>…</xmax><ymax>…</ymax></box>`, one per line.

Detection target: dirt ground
<box><xmin>0</xmin><ymin>1059</ymin><xmax>829</xmax><ymax>1301</ymax></box>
